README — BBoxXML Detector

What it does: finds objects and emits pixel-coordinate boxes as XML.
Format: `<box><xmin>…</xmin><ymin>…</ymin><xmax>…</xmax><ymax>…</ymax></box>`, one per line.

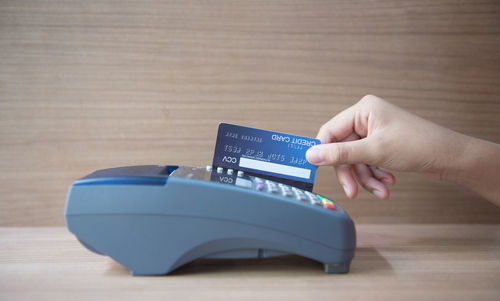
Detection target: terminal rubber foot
<box><xmin>324</xmin><ymin>262</ymin><xmax>350</xmax><ymax>274</ymax></box>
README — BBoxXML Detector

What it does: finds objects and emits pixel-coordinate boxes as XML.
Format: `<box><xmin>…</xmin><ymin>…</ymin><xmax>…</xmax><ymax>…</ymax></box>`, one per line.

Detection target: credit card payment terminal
<box><xmin>65</xmin><ymin>165</ymin><xmax>356</xmax><ymax>275</ymax></box>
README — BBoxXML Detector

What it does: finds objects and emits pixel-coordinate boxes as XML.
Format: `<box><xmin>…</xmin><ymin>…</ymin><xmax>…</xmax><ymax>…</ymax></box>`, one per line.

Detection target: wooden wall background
<box><xmin>1</xmin><ymin>0</ymin><xmax>499</xmax><ymax>226</ymax></box>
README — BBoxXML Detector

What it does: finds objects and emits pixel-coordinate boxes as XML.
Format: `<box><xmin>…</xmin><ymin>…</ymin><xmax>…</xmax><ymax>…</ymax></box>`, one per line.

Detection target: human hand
<box><xmin>306</xmin><ymin>95</ymin><xmax>474</xmax><ymax>200</ymax></box>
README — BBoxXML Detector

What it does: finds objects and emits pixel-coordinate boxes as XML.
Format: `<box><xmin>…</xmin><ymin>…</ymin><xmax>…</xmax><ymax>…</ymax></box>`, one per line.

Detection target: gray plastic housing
<box><xmin>65</xmin><ymin>165</ymin><xmax>356</xmax><ymax>275</ymax></box>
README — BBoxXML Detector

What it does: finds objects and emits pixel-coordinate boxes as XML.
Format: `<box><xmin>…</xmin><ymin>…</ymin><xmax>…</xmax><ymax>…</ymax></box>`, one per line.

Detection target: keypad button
<box><xmin>305</xmin><ymin>192</ymin><xmax>317</xmax><ymax>204</ymax></box>
<box><xmin>279</xmin><ymin>184</ymin><xmax>293</xmax><ymax>197</ymax></box>
<box><xmin>324</xmin><ymin>202</ymin><xmax>335</xmax><ymax>210</ymax></box>
<box><xmin>295</xmin><ymin>192</ymin><xmax>307</xmax><ymax>202</ymax></box>
<box><xmin>267</xmin><ymin>184</ymin><xmax>278</xmax><ymax>193</ymax></box>
<box><xmin>320</xmin><ymin>198</ymin><xmax>336</xmax><ymax>210</ymax></box>
<box><xmin>235</xmin><ymin>177</ymin><xmax>252</xmax><ymax>188</ymax></box>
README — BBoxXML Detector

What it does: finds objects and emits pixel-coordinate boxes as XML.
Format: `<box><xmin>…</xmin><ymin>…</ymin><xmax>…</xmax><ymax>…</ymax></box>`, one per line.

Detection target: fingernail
<box><xmin>342</xmin><ymin>184</ymin><xmax>351</xmax><ymax>198</ymax></box>
<box><xmin>306</xmin><ymin>147</ymin><xmax>323</xmax><ymax>164</ymax></box>
<box><xmin>373</xmin><ymin>189</ymin><xmax>385</xmax><ymax>199</ymax></box>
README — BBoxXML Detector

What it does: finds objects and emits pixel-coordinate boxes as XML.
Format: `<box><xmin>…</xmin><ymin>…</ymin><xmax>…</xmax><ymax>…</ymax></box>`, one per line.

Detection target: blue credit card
<box><xmin>212</xmin><ymin>123</ymin><xmax>320</xmax><ymax>191</ymax></box>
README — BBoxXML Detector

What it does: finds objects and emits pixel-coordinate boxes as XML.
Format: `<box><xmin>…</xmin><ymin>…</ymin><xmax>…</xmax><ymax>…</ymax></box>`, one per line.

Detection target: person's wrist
<box><xmin>427</xmin><ymin>131</ymin><xmax>500</xmax><ymax>204</ymax></box>
<box><xmin>438</xmin><ymin>132</ymin><xmax>474</xmax><ymax>185</ymax></box>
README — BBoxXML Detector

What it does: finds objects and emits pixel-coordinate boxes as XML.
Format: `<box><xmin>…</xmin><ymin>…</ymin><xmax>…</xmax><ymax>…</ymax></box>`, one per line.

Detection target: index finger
<box><xmin>316</xmin><ymin>105</ymin><xmax>357</xmax><ymax>144</ymax></box>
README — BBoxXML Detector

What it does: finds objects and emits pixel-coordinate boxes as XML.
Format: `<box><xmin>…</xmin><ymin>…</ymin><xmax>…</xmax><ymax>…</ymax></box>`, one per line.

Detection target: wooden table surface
<box><xmin>0</xmin><ymin>225</ymin><xmax>498</xmax><ymax>300</ymax></box>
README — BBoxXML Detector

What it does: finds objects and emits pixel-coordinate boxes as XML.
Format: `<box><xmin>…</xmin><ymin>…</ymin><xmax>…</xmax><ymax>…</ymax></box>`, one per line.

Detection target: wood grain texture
<box><xmin>1</xmin><ymin>0</ymin><xmax>499</xmax><ymax>226</ymax></box>
<box><xmin>0</xmin><ymin>226</ymin><xmax>498</xmax><ymax>300</ymax></box>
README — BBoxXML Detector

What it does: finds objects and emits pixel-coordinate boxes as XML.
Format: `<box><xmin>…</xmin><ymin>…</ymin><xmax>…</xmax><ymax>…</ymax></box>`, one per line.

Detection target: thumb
<box><xmin>306</xmin><ymin>139</ymin><xmax>375</xmax><ymax>166</ymax></box>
